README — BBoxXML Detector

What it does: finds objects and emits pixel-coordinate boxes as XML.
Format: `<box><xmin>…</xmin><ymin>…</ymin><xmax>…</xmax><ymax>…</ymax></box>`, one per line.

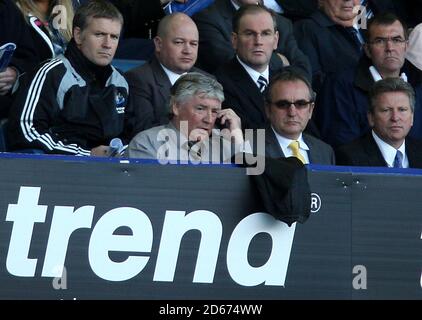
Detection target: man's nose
<box><xmin>390</xmin><ymin>110</ymin><xmax>400</xmax><ymax>121</ymax></box>
<box><xmin>102</xmin><ymin>35</ymin><xmax>112</xmax><ymax>48</ymax></box>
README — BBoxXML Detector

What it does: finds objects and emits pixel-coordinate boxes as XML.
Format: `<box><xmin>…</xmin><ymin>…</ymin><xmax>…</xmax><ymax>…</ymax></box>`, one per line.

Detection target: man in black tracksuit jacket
<box><xmin>7</xmin><ymin>0</ymin><xmax>130</xmax><ymax>156</ymax></box>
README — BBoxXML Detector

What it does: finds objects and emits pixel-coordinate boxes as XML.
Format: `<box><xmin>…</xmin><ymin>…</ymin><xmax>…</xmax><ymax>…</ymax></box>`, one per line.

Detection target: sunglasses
<box><xmin>269</xmin><ymin>100</ymin><xmax>313</xmax><ymax>109</ymax></box>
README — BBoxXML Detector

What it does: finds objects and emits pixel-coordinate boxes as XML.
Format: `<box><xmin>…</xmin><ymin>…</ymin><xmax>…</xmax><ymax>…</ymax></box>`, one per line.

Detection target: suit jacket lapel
<box><xmin>265</xmin><ymin>127</ymin><xmax>285</xmax><ymax>158</ymax></box>
<box><xmin>230</xmin><ymin>58</ymin><xmax>267</xmax><ymax>122</ymax></box>
<box><xmin>362</xmin><ymin>133</ymin><xmax>388</xmax><ymax>166</ymax></box>
<box><xmin>302</xmin><ymin>134</ymin><xmax>316</xmax><ymax>163</ymax></box>
<box><xmin>151</xmin><ymin>56</ymin><xmax>172</xmax><ymax>98</ymax></box>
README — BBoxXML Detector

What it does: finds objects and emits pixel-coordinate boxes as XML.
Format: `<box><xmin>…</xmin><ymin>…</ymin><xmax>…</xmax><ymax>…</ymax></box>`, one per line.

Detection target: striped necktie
<box><xmin>257</xmin><ymin>75</ymin><xmax>268</xmax><ymax>93</ymax></box>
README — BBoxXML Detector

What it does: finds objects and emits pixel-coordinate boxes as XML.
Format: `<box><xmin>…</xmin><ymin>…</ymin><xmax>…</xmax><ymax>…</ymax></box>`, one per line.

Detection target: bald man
<box><xmin>124</xmin><ymin>13</ymin><xmax>210</xmax><ymax>136</ymax></box>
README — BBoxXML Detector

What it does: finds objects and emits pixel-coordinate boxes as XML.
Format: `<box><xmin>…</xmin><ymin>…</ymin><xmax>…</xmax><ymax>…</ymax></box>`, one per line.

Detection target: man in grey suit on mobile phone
<box><xmin>126</xmin><ymin>72</ymin><xmax>245</xmax><ymax>163</ymax></box>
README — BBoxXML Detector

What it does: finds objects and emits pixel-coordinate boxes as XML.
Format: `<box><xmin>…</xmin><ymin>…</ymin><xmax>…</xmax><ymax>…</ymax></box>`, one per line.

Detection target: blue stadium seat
<box><xmin>112</xmin><ymin>59</ymin><xmax>146</xmax><ymax>72</ymax></box>
<box><xmin>164</xmin><ymin>0</ymin><xmax>214</xmax><ymax>16</ymax></box>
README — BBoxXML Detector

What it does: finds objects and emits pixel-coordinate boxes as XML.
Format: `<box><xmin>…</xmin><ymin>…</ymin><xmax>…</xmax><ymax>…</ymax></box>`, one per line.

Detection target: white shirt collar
<box><xmin>236</xmin><ymin>56</ymin><xmax>269</xmax><ymax>89</ymax></box>
<box><xmin>160</xmin><ymin>63</ymin><xmax>187</xmax><ymax>85</ymax></box>
<box><xmin>371</xmin><ymin>130</ymin><xmax>408</xmax><ymax>168</ymax></box>
<box><xmin>231</xmin><ymin>0</ymin><xmax>240</xmax><ymax>10</ymax></box>
<box><xmin>369</xmin><ymin>66</ymin><xmax>408</xmax><ymax>82</ymax></box>
<box><xmin>271</xmin><ymin>127</ymin><xmax>310</xmax><ymax>164</ymax></box>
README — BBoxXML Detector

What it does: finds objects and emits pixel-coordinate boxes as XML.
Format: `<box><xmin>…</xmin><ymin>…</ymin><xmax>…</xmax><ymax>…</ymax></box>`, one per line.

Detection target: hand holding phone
<box><xmin>0</xmin><ymin>43</ymin><xmax>16</xmax><ymax>73</ymax></box>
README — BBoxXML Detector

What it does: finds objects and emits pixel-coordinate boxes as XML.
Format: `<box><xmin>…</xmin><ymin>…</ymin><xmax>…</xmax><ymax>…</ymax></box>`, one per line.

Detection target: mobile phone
<box><xmin>214</xmin><ymin>116</ymin><xmax>229</xmax><ymax>130</ymax></box>
<box><xmin>0</xmin><ymin>43</ymin><xmax>16</xmax><ymax>73</ymax></box>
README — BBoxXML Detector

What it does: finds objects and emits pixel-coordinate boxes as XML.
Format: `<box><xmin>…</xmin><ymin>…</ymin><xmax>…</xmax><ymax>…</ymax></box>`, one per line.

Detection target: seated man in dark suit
<box><xmin>336</xmin><ymin>78</ymin><xmax>422</xmax><ymax>168</ymax></box>
<box><xmin>214</xmin><ymin>4</ymin><xmax>283</xmax><ymax>130</ymax></box>
<box><xmin>192</xmin><ymin>0</ymin><xmax>311</xmax><ymax>78</ymax></box>
<box><xmin>316</xmin><ymin>13</ymin><xmax>422</xmax><ymax>147</ymax></box>
<box><xmin>294</xmin><ymin>0</ymin><xmax>364</xmax><ymax>93</ymax></box>
<box><xmin>124</xmin><ymin>13</ymin><xmax>208</xmax><ymax>136</ymax></box>
<box><xmin>264</xmin><ymin>69</ymin><xmax>335</xmax><ymax>164</ymax></box>
<box><xmin>126</xmin><ymin>72</ymin><xmax>245</xmax><ymax>163</ymax></box>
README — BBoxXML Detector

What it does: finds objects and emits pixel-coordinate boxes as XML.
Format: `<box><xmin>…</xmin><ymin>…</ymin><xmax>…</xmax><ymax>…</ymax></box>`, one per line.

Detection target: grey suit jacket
<box><xmin>265</xmin><ymin>128</ymin><xmax>335</xmax><ymax>165</ymax></box>
<box><xmin>124</xmin><ymin>56</ymin><xmax>206</xmax><ymax>137</ymax></box>
<box><xmin>192</xmin><ymin>0</ymin><xmax>310</xmax><ymax>78</ymax></box>
<box><xmin>126</xmin><ymin>122</ymin><xmax>240</xmax><ymax>163</ymax></box>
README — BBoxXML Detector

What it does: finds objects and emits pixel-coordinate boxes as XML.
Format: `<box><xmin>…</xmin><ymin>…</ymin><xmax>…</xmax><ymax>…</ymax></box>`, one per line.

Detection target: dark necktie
<box><xmin>393</xmin><ymin>150</ymin><xmax>403</xmax><ymax>168</ymax></box>
<box><xmin>187</xmin><ymin>140</ymin><xmax>201</xmax><ymax>158</ymax></box>
<box><xmin>346</xmin><ymin>27</ymin><xmax>362</xmax><ymax>52</ymax></box>
<box><xmin>257</xmin><ymin>75</ymin><xmax>268</xmax><ymax>93</ymax></box>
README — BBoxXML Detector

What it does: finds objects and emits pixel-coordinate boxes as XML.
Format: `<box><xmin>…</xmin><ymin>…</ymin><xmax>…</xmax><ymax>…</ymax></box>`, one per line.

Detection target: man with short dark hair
<box><xmin>336</xmin><ymin>77</ymin><xmax>422</xmax><ymax>168</ymax></box>
<box><xmin>215</xmin><ymin>4</ymin><xmax>282</xmax><ymax>130</ymax></box>
<box><xmin>316</xmin><ymin>13</ymin><xmax>422</xmax><ymax>147</ymax></box>
<box><xmin>192</xmin><ymin>0</ymin><xmax>310</xmax><ymax>76</ymax></box>
<box><xmin>7</xmin><ymin>0</ymin><xmax>128</xmax><ymax>156</ymax></box>
<box><xmin>264</xmin><ymin>69</ymin><xmax>335</xmax><ymax>164</ymax></box>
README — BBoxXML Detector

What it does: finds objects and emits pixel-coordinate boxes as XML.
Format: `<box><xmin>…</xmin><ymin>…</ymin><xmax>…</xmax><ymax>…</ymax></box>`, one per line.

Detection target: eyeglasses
<box><xmin>270</xmin><ymin>100</ymin><xmax>313</xmax><ymax>109</ymax></box>
<box><xmin>367</xmin><ymin>36</ymin><xmax>407</xmax><ymax>47</ymax></box>
<box><xmin>238</xmin><ymin>30</ymin><xmax>276</xmax><ymax>40</ymax></box>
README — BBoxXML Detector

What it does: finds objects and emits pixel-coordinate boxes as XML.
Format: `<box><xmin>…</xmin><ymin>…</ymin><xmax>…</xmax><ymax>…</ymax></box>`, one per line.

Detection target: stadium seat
<box><xmin>112</xmin><ymin>59</ymin><xmax>146</xmax><ymax>72</ymax></box>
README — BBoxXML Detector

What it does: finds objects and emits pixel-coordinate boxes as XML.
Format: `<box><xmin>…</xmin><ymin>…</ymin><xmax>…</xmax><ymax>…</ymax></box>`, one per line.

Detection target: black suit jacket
<box><xmin>265</xmin><ymin>128</ymin><xmax>335</xmax><ymax>165</ymax></box>
<box><xmin>215</xmin><ymin>57</ymin><xmax>280</xmax><ymax>130</ymax></box>
<box><xmin>276</xmin><ymin>0</ymin><xmax>318</xmax><ymax>21</ymax></box>
<box><xmin>192</xmin><ymin>0</ymin><xmax>310</xmax><ymax>78</ymax></box>
<box><xmin>294</xmin><ymin>10</ymin><xmax>363</xmax><ymax>93</ymax></box>
<box><xmin>124</xmin><ymin>56</ymin><xmax>206</xmax><ymax>136</ymax></box>
<box><xmin>336</xmin><ymin>132</ymin><xmax>422</xmax><ymax>168</ymax></box>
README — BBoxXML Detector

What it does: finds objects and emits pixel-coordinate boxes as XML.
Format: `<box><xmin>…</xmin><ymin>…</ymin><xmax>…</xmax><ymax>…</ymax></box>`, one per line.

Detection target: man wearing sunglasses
<box><xmin>264</xmin><ymin>69</ymin><xmax>335</xmax><ymax>164</ymax></box>
<box><xmin>316</xmin><ymin>12</ymin><xmax>422</xmax><ymax>147</ymax></box>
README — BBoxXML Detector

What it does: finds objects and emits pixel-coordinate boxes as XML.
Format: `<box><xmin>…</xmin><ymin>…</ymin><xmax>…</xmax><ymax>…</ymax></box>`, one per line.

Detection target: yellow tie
<box><xmin>288</xmin><ymin>140</ymin><xmax>306</xmax><ymax>164</ymax></box>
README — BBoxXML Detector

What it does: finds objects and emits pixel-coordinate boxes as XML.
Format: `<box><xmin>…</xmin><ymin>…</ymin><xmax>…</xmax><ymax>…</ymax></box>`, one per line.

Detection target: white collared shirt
<box><xmin>160</xmin><ymin>63</ymin><xmax>187</xmax><ymax>85</ymax></box>
<box><xmin>372</xmin><ymin>130</ymin><xmax>409</xmax><ymax>168</ymax></box>
<box><xmin>236</xmin><ymin>56</ymin><xmax>269</xmax><ymax>90</ymax></box>
<box><xmin>271</xmin><ymin>127</ymin><xmax>311</xmax><ymax>164</ymax></box>
<box><xmin>369</xmin><ymin>66</ymin><xmax>408</xmax><ymax>82</ymax></box>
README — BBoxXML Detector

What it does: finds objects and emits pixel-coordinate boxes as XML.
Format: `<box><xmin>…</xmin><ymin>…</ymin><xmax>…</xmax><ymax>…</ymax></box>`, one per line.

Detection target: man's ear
<box><xmin>367</xmin><ymin>111</ymin><xmax>374</xmax><ymax>127</ymax></box>
<box><xmin>308</xmin><ymin>102</ymin><xmax>315</xmax><ymax>119</ymax></box>
<box><xmin>172</xmin><ymin>102</ymin><xmax>179</xmax><ymax>117</ymax></box>
<box><xmin>73</xmin><ymin>27</ymin><xmax>82</xmax><ymax>46</ymax></box>
<box><xmin>154</xmin><ymin>36</ymin><xmax>162</xmax><ymax>52</ymax></box>
<box><xmin>364</xmin><ymin>43</ymin><xmax>371</xmax><ymax>59</ymax></box>
<box><xmin>231</xmin><ymin>32</ymin><xmax>238</xmax><ymax>51</ymax></box>
<box><xmin>273</xmin><ymin>30</ymin><xmax>279</xmax><ymax>50</ymax></box>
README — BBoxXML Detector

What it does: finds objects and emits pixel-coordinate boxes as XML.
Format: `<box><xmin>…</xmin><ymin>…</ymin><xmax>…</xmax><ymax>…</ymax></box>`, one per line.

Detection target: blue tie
<box><xmin>393</xmin><ymin>150</ymin><xmax>403</xmax><ymax>168</ymax></box>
